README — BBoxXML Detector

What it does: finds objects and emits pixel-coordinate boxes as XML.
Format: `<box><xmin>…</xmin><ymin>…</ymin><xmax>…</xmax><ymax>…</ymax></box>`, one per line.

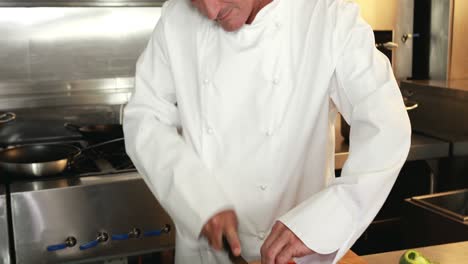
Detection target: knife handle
<box><xmin>222</xmin><ymin>236</ymin><xmax>235</xmax><ymax>257</ymax></box>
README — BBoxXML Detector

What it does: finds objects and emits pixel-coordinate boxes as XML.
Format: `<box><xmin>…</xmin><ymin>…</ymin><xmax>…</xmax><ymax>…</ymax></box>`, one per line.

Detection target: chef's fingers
<box><xmin>201</xmin><ymin>210</ymin><xmax>239</xmax><ymax>251</ymax></box>
<box><xmin>224</xmin><ymin>226</ymin><xmax>241</xmax><ymax>256</ymax></box>
<box><xmin>275</xmin><ymin>244</ymin><xmax>295</xmax><ymax>264</ymax></box>
<box><xmin>262</xmin><ymin>228</ymin><xmax>290</xmax><ymax>264</ymax></box>
<box><xmin>202</xmin><ymin>217</ymin><xmax>223</xmax><ymax>250</ymax></box>
<box><xmin>262</xmin><ymin>225</ymin><xmax>290</xmax><ymax>264</ymax></box>
<box><xmin>260</xmin><ymin>222</ymin><xmax>284</xmax><ymax>258</ymax></box>
<box><xmin>211</xmin><ymin>218</ymin><xmax>224</xmax><ymax>250</ymax></box>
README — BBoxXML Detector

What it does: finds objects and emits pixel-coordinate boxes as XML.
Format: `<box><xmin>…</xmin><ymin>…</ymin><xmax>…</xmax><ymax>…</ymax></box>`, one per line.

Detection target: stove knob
<box><xmin>79</xmin><ymin>232</ymin><xmax>109</xmax><ymax>251</ymax></box>
<box><xmin>144</xmin><ymin>224</ymin><xmax>171</xmax><ymax>237</ymax></box>
<box><xmin>47</xmin><ymin>236</ymin><xmax>77</xmax><ymax>251</ymax></box>
<box><xmin>112</xmin><ymin>228</ymin><xmax>141</xmax><ymax>241</ymax></box>
<box><xmin>111</xmin><ymin>233</ymin><xmax>129</xmax><ymax>241</ymax></box>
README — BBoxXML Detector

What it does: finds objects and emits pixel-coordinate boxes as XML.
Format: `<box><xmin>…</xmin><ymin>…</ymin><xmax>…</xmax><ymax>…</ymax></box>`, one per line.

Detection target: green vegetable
<box><xmin>399</xmin><ymin>250</ymin><xmax>432</xmax><ymax>264</ymax></box>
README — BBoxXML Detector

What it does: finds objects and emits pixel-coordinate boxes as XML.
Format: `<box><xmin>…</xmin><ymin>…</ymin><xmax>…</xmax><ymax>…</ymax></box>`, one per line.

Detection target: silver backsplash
<box><xmin>0</xmin><ymin>7</ymin><xmax>160</xmax><ymax>82</ymax></box>
<box><xmin>0</xmin><ymin>7</ymin><xmax>161</xmax><ymax>121</ymax></box>
<box><xmin>0</xmin><ymin>0</ymin><xmax>165</xmax><ymax>7</ymax></box>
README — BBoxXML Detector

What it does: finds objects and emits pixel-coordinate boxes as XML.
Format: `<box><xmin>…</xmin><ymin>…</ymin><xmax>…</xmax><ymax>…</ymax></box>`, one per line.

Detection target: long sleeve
<box><xmin>123</xmin><ymin>8</ymin><xmax>233</xmax><ymax>245</ymax></box>
<box><xmin>278</xmin><ymin>5</ymin><xmax>411</xmax><ymax>263</ymax></box>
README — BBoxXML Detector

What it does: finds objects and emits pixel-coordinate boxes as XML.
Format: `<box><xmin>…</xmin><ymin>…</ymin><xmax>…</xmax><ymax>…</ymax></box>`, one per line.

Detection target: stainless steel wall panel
<box><xmin>0</xmin><ymin>34</ymin><xmax>30</xmax><ymax>80</ymax></box>
<box><xmin>10</xmin><ymin>173</ymin><xmax>175</xmax><ymax>264</ymax></box>
<box><xmin>0</xmin><ymin>7</ymin><xmax>160</xmax><ymax>109</ymax></box>
<box><xmin>0</xmin><ymin>8</ymin><xmax>160</xmax><ymax>82</ymax></box>
<box><xmin>429</xmin><ymin>0</ymin><xmax>450</xmax><ymax>80</ymax></box>
<box><xmin>0</xmin><ymin>0</ymin><xmax>166</xmax><ymax>7</ymax></box>
<box><xmin>394</xmin><ymin>0</ymin><xmax>414</xmax><ymax>80</ymax></box>
<box><xmin>0</xmin><ymin>185</ymin><xmax>11</xmax><ymax>264</ymax></box>
<box><xmin>0</xmin><ymin>77</ymin><xmax>133</xmax><ymax>111</ymax></box>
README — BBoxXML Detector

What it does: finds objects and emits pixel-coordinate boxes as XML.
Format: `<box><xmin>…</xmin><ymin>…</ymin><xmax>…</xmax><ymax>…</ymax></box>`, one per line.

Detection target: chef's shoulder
<box><xmin>293</xmin><ymin>0</ymin><xmax>362</xmax><ymax>31</ymax></box>
<box><xmin>158</xmin><ymin>0</ymin><xmax>205</xmax><ymax>35</ymax></box>
<box><xmin>293</xmin><ymin>0</ymin><xmax>371</xmax><ymax>52</ymax></box>
<box><xmin>331</xmin><ymin>0</ymin><xmax>368</xmax><ymax>35</ymax></box>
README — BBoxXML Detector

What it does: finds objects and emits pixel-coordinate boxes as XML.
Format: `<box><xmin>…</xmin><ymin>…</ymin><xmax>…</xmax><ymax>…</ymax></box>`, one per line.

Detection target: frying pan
<box><xmin>0</xmin><ymin>138</ymin><xmax>123</xmax><ymax>177</ymax></box>
<box><xmin>64</xmin><ymin>123</ymin><xmax>123</xmax><ymax>142</ymax></box>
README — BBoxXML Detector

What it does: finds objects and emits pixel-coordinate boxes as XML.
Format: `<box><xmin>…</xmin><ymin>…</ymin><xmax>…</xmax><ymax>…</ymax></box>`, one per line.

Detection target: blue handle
<box><xmin>112</xmin><ymin>233</ymin><xmax>130</xmax><ymax>241</ymax></box>
<box><xmin>79</xmin><ymin>240</ymin><xmax>99</xmax><ymax>250</ymax></box>
<box><xmin>47</xmin><ymin>243</ymin><xmax>67</xmax><ymax>251</ymax></box>
<box><xmin>143</xmin><ymin>229</ymin><xmax>163</xmax><ymax>237</ymax></box>
<box><xmin>413</xmin><ymin>33</ymin><xmax>421</xmax><ymax>38</ymax></box>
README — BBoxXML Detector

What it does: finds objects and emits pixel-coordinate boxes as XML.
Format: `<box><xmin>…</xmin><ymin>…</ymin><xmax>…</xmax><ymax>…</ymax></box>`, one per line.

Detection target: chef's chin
<box><xmin>218</xmin><ymin>19</ymin><xmax>244</xmax><ymax>32</ymax></box>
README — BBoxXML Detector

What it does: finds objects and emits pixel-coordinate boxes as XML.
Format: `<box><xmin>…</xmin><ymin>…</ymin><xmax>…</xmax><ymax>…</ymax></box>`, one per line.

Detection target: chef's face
<box><xmin>190</xmin><ymin>0</ymin><xmax>270</xmax><ymax>32</ymax></box>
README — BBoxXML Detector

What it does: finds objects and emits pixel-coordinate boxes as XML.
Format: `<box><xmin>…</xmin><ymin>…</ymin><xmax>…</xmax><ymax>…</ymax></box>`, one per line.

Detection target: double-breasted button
<box><xmin>273</xmin><ymin>77</ymin><xmax>280</xmax><ymax>85</ymax></box>
<box><xmin>258</xmin><ymin>232</ymin><xmax>266</xmax><ymax>240</ymax></box>
<box><xmin>206</xmin><ymin>126</ymin><xmax>214</xmax><ymax>134</ymax></box>
<box><xmin>274</xmin><ymin>21</ymin><xmax>282</xmax><ymax>29</ymax></box>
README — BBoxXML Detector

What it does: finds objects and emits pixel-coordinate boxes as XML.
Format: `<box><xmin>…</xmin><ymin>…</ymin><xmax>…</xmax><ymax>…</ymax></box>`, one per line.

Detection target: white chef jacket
<box><xmin>123</xmin><ymin>0</ymin><xmax>411</xmax><ymax>263</ymax></box>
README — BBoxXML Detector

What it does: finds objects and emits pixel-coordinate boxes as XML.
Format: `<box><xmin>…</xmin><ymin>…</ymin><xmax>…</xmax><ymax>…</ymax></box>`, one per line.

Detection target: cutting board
<box><xmin>362</xmin><ymin>241</ymin><xmax>468</xmax><ymax>264</ymax></box>
<box><xmin>338</xmin><ymin>251</ymin><xmax>368</xmax><ymax>264</ymax></box>
<box><xmin>249</xmin><ymin>250</ymin><xmax>367</xmax><ymax>264</ymax></box>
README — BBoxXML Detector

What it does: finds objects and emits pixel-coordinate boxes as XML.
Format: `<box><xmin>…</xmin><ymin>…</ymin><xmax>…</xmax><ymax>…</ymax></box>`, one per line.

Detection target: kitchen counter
<box><xmin>334</xmin><ymin>133</ymin><xmax>450</xmax><ymax>170</ymax></box>
<box><xmin>400</xmin><ymin>80</ymin><xmax>468</xmax><ymax>157</ymax></box>
<box><xmin>249</xmin><ymin>250</ymin><xmax>368</xmax><ymax>264</ymax></box>
<box><xmin>362</xmin><ymin>241</ymin><xmax>468</xmax><ymax>264</ymax></box>
<box><xmin>402</xmin><ymin>79</ymin><xmax>468</xmax><ymax>92</ymax></box>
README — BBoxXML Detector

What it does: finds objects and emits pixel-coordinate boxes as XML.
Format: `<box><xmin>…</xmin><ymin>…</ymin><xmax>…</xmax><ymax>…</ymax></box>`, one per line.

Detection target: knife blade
<box><xmin>222</xmin><ymin>236</ymin><xmax>249</xmax><ymax>264</ymax></box>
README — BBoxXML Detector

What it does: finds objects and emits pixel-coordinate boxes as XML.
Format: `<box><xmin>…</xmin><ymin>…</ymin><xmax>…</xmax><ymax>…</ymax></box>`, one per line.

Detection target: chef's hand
<box><xmin>201</xmin><ymin>210</ymin><xmax>241</xmax><ymax>256</ymax></box>
<box><xmin>261</xmin><ymin>221</ymin><xmax>314</xmax><ymax>264</ymax></box>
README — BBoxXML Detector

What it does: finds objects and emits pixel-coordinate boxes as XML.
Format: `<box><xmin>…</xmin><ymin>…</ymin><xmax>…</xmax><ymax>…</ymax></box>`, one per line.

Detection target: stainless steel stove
<box><xmin>0</xmin><ymin>184</ymin><xmax>11</xmax><ymax>264</ymax></box>
<box><xmin>3</xmin><ymin>139</ymin><xmax>175</xmax><ymax>264</ymax></box>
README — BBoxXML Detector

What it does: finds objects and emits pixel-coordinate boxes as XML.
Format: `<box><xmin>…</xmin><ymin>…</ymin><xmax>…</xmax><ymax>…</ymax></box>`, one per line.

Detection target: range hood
<box><xmin>0</xmin><ymin>0</ymin><xmax>166</xmax><ymax>7</ymax></box>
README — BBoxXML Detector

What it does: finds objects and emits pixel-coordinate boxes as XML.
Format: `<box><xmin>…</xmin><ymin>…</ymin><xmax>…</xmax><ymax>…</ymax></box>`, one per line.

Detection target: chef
<box><xmin>123</xmin><ymin>0</ymin><xmax>411</xmax><ymax>263</ymax></box>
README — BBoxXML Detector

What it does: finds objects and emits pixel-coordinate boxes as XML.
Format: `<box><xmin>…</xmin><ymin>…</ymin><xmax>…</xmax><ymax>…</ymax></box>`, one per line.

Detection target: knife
<box><xmin>222</xmin><ymin>236</ymin><xmax>249</xmax><ymax>264</ymax></box>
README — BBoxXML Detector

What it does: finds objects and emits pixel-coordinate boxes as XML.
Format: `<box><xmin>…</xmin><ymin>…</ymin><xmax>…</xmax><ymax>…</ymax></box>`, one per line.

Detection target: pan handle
<box><xmin>67</xmin><ymin>138</ymin><xmax>124</xmax><ymax>167</ymax></box>
<box><xmin>0</xmin><ymin>112</ymin><xmax>16</xmax><ymax>124</ymax></box>
<box><xmin>65</xmin><ymin>145</ymin><xmax>82</xmax><ymax>169</ymax></box>
<box><xmin>79</xmin><ymin>138</ymin><xmax>124</xmax><ymax>153</ymax></box>
<box><xmin>64</xmin><ymin>123</ymin><xmax>81</xmax><ymax>131</ymax></box>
